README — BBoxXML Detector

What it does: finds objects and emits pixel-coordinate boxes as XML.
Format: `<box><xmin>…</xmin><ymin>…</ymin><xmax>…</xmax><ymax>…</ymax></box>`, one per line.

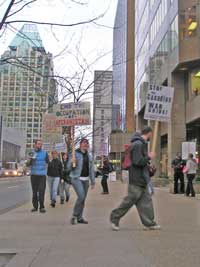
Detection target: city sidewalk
<box><xmin>0</xmin><ymin>180</ymin><xmax>200</xmax><ymax>267</ymax></box>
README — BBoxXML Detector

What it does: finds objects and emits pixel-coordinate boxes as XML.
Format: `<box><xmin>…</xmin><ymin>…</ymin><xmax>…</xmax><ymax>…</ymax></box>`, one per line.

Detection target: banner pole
<box><xmin>71</xmin><ymin>126</ymin><xmax>76</xmax><ymax>168</ymax></box>
<box><xmin>151</xmin><ymin>120</ymin><xmax>159</xmax><ymax>153</ymax></box>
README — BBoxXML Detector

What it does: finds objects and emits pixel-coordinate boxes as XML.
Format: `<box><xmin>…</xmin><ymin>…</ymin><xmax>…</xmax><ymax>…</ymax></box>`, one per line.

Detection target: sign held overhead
<box><xmin>54</xmin><ymin>102</ymin><xmax>91</xmax><ymax>126</ymax></box>
<box><xmin>144</xmin><ymin>85</ymin><xmax>174</xmax><ymax>122</ymax></box>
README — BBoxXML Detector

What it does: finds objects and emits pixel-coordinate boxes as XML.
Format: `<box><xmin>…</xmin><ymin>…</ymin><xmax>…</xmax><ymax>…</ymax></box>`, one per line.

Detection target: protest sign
<box><xmin>144</xmin><ymin>85</ymin><xmax>174</xmax><ymax>122</ymax></box>
<box><xmin>54</xmin><ymin>143</ymin><xmax>67</xmax><ymax>153</ymax></box>
<box><xmin>54</xmin><ymin>102</ymin><xmax>91</xmax><ymax>126</ymax></box>
<box><xmin>43</xmin><ymin>143</ymin><xmax>51</xmax><ymax>152</ymax></box>
<box><xmin>42</xmin><ymin>114</ymin><xmax>62</xmax><ymax>143</ymax></box>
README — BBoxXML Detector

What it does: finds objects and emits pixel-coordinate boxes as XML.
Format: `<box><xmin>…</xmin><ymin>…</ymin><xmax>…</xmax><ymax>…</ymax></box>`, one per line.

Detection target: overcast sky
<box><xmin>0</xmin><ymin>0</ymin><xmax>118</xmax><ymax>76</ymax></box>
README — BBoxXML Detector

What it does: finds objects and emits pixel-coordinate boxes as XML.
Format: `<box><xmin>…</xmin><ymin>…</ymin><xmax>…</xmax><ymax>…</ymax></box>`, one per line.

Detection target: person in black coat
<box><xmin>98</xmin><ymin>157</ymin><xmax>113</xmax><ymax>194</ymax></box>
<box><xmin>60</xmin><ymin>153</ymin><xmax>71</xmax><ymax>204</ymax></box>
<box><xmin>47</xmin><ymin>151</ymin><xmax>63</xmax><ymax>207</ymax></box>
<box><xmin>172</xmin><ymin>152</ymin><xmax>185</xmax><ymax>194</ymax></box>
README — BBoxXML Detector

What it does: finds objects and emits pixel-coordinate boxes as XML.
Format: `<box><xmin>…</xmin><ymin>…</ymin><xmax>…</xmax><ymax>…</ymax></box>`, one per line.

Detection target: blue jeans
<box><xmin>71</xmin><ymin>178</ymin><xmax>89</xmax><ymax>219</ymax></box>
<box><xmin>60</xmin><ymin>181</ymin><xmax>70</xmax><ymax>200</ymax></box>
<box><xmin>48</xmin><ymin>176</ymin><xmax>60</xmax><ymax>202</ymax></box>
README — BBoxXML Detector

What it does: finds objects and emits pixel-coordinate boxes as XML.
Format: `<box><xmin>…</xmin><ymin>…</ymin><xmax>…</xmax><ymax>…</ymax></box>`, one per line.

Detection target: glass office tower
<box><xmin>0</xmin><ymin>24</ymin><xmax>56</xmax><ymax>151</ymax></box>
<box><xmin>135</xmin><ymin>0</ymin><xmax>200</xmax><ymax>176</ymax></box>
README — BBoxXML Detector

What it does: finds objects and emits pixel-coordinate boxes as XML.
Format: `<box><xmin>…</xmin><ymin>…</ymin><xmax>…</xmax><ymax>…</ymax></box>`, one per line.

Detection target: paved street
<box><xmin>0</xmin><ymin>177</ymin><xmax>31</xmax><ymax>214</ymax></box>
<box><xmin>0</xmin><ymin>180</ymin><xmax>200</xmax><ymax>267</ymax></box>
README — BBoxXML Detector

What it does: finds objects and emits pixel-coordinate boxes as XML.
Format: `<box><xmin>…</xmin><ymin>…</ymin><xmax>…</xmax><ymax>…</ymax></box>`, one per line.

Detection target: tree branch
<box><xmin>4</xmin><ymin>12</ymin><xmax>106</xmax><ymax>27</ymax></box>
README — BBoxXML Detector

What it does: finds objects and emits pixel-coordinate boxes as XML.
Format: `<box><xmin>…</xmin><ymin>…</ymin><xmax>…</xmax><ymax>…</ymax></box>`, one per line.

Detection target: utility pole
<box><xmin>126</xmin><ymin>0</ymin><xmax>135</xmax><ymax>133</ymax></box>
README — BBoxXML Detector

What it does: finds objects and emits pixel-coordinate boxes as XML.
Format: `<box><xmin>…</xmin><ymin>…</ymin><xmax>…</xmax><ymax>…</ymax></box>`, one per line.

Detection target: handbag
<box><xmin>148</xmin><ymin>164</ymin><xmax>156</xmax><ymax>177</ymax></box>
<box><xmin>182</xmin><ymin>166</ymin><xmax>187</xmax><ymax>174</ymax></box>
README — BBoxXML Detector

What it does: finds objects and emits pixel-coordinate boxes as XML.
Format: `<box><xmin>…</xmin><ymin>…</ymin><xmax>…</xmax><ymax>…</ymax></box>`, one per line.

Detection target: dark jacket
<box><xmin>172</xmin><ymin>157</ymin><xmax>184</xmax><ymax>173</ymax></box>
<box><xmin>67</xmin><ymin>149</ymin><xmax>95</xmax><ymax>185</ymax></box>
<box><xmin>129</xmin><ymin>133</ymin><xmax>150</xmax><ymax>187</ymax></box>
<box><xmin>99</xmin><ymin>161</ymin><xmax>112</xmax><ymax>175</ymax></box>
<box><xmin>62</xmin><ymin>160</ymin><xmax>71</xmax><ymax>183</ymax></box>
<box><xmin>47</xmin><ymin>158</ymin><xmax>63</xmax><ymax>178</ymax></box>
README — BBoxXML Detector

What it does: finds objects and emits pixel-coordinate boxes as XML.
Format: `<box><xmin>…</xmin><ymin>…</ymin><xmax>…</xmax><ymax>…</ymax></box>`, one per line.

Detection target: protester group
<box><xmin>27</xmin><ymin>126</ymin><xmax>198</xmax><ymax>231</ymax></box>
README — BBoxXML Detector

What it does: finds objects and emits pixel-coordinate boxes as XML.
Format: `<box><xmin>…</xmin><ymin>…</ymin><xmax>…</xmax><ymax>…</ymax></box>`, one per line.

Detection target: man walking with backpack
<box><xmin>110</xmin><ymin>127</ymin><xmax>161</xmax><ymax>231</ymax></box>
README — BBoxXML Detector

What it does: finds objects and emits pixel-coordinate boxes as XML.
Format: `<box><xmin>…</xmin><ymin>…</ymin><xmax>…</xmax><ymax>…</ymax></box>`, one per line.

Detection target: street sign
<box><xmin>144</xmin><ymin>85</ymin><xmax>174</xmax><ymax>122</ymax></box>
<box><xmin>54</xmin><ymin>102</ymin><xmax>91</xmax><ymax>126</ymax></box>
<box><xmin>182</xmin><ymin>142</ymin><xmax>196</xmax><ymax>160</ymax></box>
<box><xmin>42</xmin><ymin>114</ymin><xmax>62</xmax><ymax>143</ymax></box>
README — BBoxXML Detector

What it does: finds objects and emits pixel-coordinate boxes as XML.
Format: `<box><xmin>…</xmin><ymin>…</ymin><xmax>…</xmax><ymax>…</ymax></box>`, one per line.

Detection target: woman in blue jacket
<box><xmin>67</xmin><ymin>138</ymin><xmax>95</xmax><ymax>225</ymax></box>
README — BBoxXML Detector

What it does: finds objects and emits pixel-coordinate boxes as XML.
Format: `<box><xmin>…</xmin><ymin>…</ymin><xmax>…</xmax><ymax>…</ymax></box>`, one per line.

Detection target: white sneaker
<box><xmin>143</xmin><ymin>224</ymin><xmax>161</xmax><ymax>231</ymax></box>
<box><xmin>111</xmin><ymin>222</ymin><xmax>120</xmax><ymax>231</ymax></box>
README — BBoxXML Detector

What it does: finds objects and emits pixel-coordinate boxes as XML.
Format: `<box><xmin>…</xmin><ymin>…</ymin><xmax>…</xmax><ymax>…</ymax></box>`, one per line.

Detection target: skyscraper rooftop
<box><xmin>9</xmin><ymin>24</ymin><xmax>45</xmax><ymax>51</ymax></box>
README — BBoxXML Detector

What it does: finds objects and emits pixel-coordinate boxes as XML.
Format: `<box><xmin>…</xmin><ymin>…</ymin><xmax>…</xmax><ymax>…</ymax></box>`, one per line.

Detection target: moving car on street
<box><xmin>2</xmin><ymin>162</ymin><xmax>23</xmax><ymax>177</ymax></box>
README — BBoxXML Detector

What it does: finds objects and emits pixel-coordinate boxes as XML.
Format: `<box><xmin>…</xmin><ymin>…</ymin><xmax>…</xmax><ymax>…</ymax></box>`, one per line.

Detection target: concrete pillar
<box><xmin>168</xmin><ymin>72</ymin><xmax>186</xmax><ymax>177</ymax></box>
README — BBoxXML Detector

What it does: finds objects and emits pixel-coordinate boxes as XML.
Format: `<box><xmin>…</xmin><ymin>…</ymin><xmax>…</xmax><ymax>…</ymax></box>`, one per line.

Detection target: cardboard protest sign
<box><xmin>42</xmin><ymin>114</ymin><xmax>62</xmax><ymax>144</ymax></box>
<box><xmin>54</xmin><ymin>102</ymin><xmax>91</xmax><ymax>126</ymax></box>
<box><xmin>144</xmin><ymin>85</ymin><xmax>174</xmax><ymax>122</ymax></box>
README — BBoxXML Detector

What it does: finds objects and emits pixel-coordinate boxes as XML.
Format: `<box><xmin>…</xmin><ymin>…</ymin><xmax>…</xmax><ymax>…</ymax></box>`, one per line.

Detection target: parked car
<box><xmin>2</xmin><ymin>162</ymin><xmax>23</xmax><ymax>177</ymax></box>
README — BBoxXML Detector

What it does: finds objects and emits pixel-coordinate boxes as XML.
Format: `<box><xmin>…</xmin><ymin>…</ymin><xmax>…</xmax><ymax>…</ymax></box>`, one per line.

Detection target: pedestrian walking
<box><xmin>185</xmin><ymin>153</ymin><xmax>197</xmax><ymax>197</ymax></box>
<box><xmin>67</xmin><ymin>138</ymin><xmax>95</xmax><ymax>225</ymax></box>
<box><xmin>98</xmin><ymin>157</ymin><xmax>113</xmax><ymax>194</ymax></box>
<box><xmin>172</xmin><ymin>152</ymin><xmax>185</xmax><ymax>194</ymax></box>
<box><xmin>28</xmin><ymin>139</ymin><xmax>49</xmax><ymax>213</ymax></box>
<box><xmin>110</xmin><ymin>127</ymin><xmax>161</xmax><ymax>231</ymax></box>
<box><xmin>47</xmin><ymin>151</ymin><xmax>63</xmax><ymax>208</ymax></box>
<box><xmin>60</xmin><ymin>153</ymin><xmax>71</xmax><ymax>204</ymax></box>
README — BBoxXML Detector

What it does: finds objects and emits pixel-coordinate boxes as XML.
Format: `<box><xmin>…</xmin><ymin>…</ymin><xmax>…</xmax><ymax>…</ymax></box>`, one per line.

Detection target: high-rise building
<box><xmin>112</xmin><ymin>0</ymin><xmax>127</xmax><ymax>130</ymax></box>
<box><xmin>109</xmin><ymin>0</ymin><xmax>135</xmax><ymax>174</ymax></box>
<box><xmin>0</xmin><ymin>24</ymin><xmax>56</xmax><ymax>151</ymax></box>
<box><xmin>93</xmin><ymin>71</ymin><xmax>112</xmax><ymax>159</ymax></box>
<box><xmin>136</xmin><ymin>0</ymin><xmax>200</xmax><ymax>176</ymax></box>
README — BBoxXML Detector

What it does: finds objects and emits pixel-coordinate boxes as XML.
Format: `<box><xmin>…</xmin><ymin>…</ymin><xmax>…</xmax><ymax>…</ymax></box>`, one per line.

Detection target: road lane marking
<box><xmin>7</xmin><ymin>186</ymin><xmax>19</xmax><ymax>189</ymax></box>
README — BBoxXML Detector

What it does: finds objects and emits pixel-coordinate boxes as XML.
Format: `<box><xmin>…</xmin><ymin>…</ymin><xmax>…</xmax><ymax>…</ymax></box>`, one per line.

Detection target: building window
<box><xmin>150</xmin><ymin>0</ymin><xmax>168</xmax><ymax>45</ymax></box>
<box><xmin>191</xmin><ymin>71</ymin><xmax>200</xmax><ymax>96</ymax></box>
<box><xmin>170</xmin><ymin>15</ymin><xmax>179</xmax><ymax>51</ymax></box>
<box><xmin>137</xmin><ymin>34</ymin><xmax>149</xmax><ymax>70</ymax></box>
<box><xmin>150</xmin><ymin>0</ymin><xmax>156</xmax><ymax>10</ymax></box>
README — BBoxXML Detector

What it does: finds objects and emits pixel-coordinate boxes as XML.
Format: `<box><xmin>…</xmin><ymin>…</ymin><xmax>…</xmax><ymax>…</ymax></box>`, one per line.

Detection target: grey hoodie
<box><xmin>128</xmin><ymin>133</ymin><xmax>150</xmax><ymax>187</ymax></box>
<box><xmin>186</xmin><ymin>159</ymin><xmax>197</xmax><ymax>174</ymax></box>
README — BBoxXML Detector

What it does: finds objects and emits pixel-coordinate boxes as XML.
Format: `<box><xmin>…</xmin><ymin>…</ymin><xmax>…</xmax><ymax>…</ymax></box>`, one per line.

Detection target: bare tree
<box><xmin>0</xmin><ymin>0</ymin><xmax>106</xmax><ymax>31</ymax></box>
<box><xmin>0</xmin><ymin>0</ymin><xmax>115</xmax><ymax>151</ymax></box>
